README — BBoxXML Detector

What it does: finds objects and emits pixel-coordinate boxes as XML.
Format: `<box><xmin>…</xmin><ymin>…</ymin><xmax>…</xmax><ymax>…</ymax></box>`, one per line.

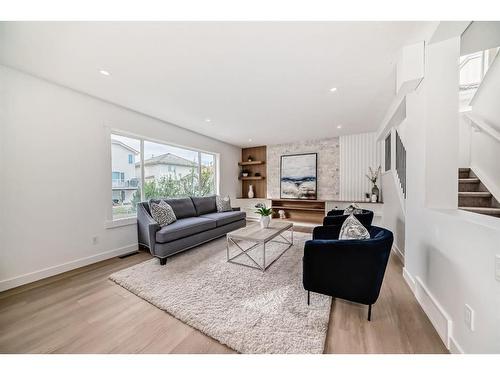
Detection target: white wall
<box><xmin>458</xmin><ymin>115</ymin><xmax>472</xmax><ymax>167</ymax></box>
<box><xmin>0</xmin><ymin>65</ymin><xmax>241</xmax><ymax>291</ymax></box>
<box><xmin>401</xmin><ymin>36</ymin><xmax>500</xmax><ymax>353</ymax></box>
<box><xmin>471</xmin><ymin>52</ymin><xmax>500</xmax><ymax>132</ymax></box>
<box><xmin>339</xmin><ymin>132</ymin><xmax>382</xmax><ymax>201</ymax></box>
<box><xmin>469</xmin><ymin>125</ymin><xmax>500</xmax><ymax>202</ymax></box>
<box><xmin>381</xmin><ymin>171</ymin><xmax>405</xmax><ymax>255</ymax></box>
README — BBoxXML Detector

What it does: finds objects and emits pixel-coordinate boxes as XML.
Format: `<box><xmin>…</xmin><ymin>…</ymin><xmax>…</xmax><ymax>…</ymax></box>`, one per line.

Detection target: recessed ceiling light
<box><xmin>329</xmin><ymin>87</ymin><xmax>338</xmax><ymax>93</ymax></box>
<box><xmin>99</xmin><ymin>70</ymin><xmax>111</xmax><ymax>76</ymax></box>
<box><xmin>337</xmin><ymin>125</ymin><xmax>342</xmax><ymax>129</ymax></box>
<box><xmin>205</xmin><ymin>118</ymin><xmax>211</xmax><ymax>123</ymax></box>
<box><xmin>248</xmin><ymin>138</ymin><xmax>253</xmax><ymax>142</ymax></box>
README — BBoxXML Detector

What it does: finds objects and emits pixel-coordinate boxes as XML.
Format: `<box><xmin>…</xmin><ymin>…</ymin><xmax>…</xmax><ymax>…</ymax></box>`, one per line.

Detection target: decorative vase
<box><xmin>248</xmin><ymin>184</ymin><xmax>254</xmax><ymax>199</ymax></box>
<box><xmin>260</xmin><ymin>215</ymin><xmax>270</xmax><ymax>228</ymax></box>
<box><xmin>371</xmin><ymin>194</ymin><xmax>377</xmax><ymax>203</ymax></box>
<box><xmin>371</xmin><ymin>184</ymin><xmax>379</xmax><ymax>202</ymax></box>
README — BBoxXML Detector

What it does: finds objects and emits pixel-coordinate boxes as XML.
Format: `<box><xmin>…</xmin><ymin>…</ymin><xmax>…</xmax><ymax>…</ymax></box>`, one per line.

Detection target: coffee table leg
<box><xmin>262</xmin><ymin>242</ymin><xmax>266</xmax><ymax>271</ymax></box>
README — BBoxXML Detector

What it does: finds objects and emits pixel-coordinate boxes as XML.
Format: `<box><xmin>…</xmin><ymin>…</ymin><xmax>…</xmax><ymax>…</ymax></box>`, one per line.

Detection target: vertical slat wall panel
<box><xmin>340</xmin><ymin>132</ymin><xmax>382</xmax><ymax>201</ymax></box>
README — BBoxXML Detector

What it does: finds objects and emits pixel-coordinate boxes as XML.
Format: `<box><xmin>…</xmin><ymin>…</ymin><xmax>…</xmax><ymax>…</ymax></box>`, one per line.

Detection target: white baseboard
<box><xmin>0</xmin><ymin>244</ymin><xmax>138</xmax><ymax>292</ymax></box>
<box><xmin>402</xmin><ymin>267</ymin><xmax>416</xmax><ymax>293</ymax></box>
<box><xmin>414</xmin><ymin>276</ymin><xmax>452</xmax><ymax>349</ymax></box>
<box><xmin>449</xmin><ymin>336</ymin><xmax>465</xmax><ymax>354</ymax></box>
<box><xmin>392</xmin><ymin>244</ymin><xmax>405</xmax><ymax>263</ymax></box>
<box><xmin>402</xmin><ymin>268</ymin><xmax>453</xmax><ymax>350</ymax></box>
<box><xmin>470</xmin><ymin>164</ymin><xmax>500</xmax><ymax>203</ymax></box>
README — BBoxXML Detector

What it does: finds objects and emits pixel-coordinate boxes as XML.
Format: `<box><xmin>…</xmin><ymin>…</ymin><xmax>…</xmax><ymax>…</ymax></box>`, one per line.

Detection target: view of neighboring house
<box><xmin>139</xmin><ymin>153</ymin><xmax>198</xmax><ymax>181</ymax></box>
<box><xmin>111</xmin><ymin>139</ymin><xmax>140</xmax><ymax>204</ymax></box>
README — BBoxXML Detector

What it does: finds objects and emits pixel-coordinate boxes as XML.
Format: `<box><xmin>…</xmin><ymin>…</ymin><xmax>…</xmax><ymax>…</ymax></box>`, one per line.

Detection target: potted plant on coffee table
<box><xmin>255</xmin><ymin>203</ymin><xmax>273</xmax><ymax>228</ymax></box>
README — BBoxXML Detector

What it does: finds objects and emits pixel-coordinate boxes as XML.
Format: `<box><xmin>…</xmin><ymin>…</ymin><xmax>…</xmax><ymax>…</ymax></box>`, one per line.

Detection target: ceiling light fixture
<box><xmin>329</xmin><ymin>87</ymin><xmax>338</xmax><ymax>93</ymax></box>
<box><xmin>205</xmin><ymin>118</ymin><xmax>211</xmax><ymax>123</ymax></box>
<box><xmin>248</xmin><ymin>138</ymin><xmax>253</xmax><ymax>142</ymax></box>
<box><xmin>337</xmin><ymin>125</ymin><xmax>342</xmax><ymax>129</ymax></box>
<box><xmin>99</xmin><ymin>70</ymin><xmax>111</xmax><ymax>76</ymax></box>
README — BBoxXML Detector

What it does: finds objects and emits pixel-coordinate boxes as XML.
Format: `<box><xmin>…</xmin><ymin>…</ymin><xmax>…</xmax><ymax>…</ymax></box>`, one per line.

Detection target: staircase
<box><xmin>458</xmin><ymin>168</ymin><xmax>500</xmax><ymax>218</ymax></box>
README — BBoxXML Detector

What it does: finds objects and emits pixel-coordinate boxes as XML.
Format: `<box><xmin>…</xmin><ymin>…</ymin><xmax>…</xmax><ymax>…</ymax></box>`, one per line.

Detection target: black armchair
<box><xmin>323</xmin><ymin>209</ymin><xmax>374</xmax><ymax>227</ymax></box>
<box><xmin>303</xmin><ymin>225</ymin><xmax>393</xmax><ymax>320</ymax></box>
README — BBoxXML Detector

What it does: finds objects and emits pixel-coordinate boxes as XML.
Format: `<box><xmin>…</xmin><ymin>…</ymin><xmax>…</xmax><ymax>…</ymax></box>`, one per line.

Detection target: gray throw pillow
<box><xmin>150</xmin><ymin>200</ymin><xmax>177</xmax><ymax>226</ymax></box>
<box><xmin>216</xmin><ymin>195</ymin><xmax>232</xmax><ymax>212</ymax></box>
<box><xmin>339</xmin><ymin>214</ymin><xmax>370</xmax><ymax>240</ymax></box>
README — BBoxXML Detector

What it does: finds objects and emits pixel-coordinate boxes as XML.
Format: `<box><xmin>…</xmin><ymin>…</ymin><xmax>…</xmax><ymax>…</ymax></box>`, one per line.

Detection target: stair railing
<box><xmin>395</xmin><ymin>130</ymin><xmax>407</xmax><ymax>199</ymax></box>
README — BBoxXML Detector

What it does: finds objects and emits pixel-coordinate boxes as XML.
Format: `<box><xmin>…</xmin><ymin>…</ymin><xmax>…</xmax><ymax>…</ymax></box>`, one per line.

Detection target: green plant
<box><xmin>254</xmin><ymin>203</ymin><xmax>273</xmax><ymax>217</ymax></box>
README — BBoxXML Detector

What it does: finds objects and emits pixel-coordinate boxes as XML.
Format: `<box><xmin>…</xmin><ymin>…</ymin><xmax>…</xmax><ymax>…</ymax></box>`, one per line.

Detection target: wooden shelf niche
<box><xmin>271</xmin><ymin>199</ymin><xmax>325</xmax><ymax>224</ymax></box>
<box><xmin>240</xmin><ymin>146</ymin><xmax>267</xmax><ymax>198</ymax></box>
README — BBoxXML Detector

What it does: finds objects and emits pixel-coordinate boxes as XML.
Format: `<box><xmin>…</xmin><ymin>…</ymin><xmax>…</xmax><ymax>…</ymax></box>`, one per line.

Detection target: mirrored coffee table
<box><xmin>226</xmin><ymin>221</ymin><xmax>294</xmax><ymax>271</ymax></box>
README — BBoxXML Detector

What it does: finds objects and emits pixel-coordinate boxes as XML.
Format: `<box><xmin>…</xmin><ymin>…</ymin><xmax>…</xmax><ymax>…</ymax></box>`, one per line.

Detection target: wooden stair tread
<box><xmin>458</xmin><ymin>178</ymin><xmax>479</xmax><ymax>183</ymax></box>
<box><xmin>458</xmin><ymin>167</ymin><xmax>470</xmax><ymax>172</ymax></box>
<box><xmin>458</xmin><ymin>192</ymin><xmax>492</xmax><ymax>197</ymax></box>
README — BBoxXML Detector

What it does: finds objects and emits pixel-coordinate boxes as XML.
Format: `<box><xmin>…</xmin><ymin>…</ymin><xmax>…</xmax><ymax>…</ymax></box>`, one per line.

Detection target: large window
<box><xmin>111</xmin><ymin>133</ymin><xmax>218</xmax><ymax>220</ymax></box>
<box><xmin>111</xmin><ymin>134</ymin><xmax>142</xmax><ymax>219</ymax></box>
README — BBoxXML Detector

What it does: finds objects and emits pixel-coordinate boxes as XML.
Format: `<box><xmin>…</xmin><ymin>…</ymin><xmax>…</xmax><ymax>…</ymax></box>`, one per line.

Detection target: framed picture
<box><xmin>280</xmin><ymin>153</ymin><xmax>317</xmax><ymax>200</ymax></box>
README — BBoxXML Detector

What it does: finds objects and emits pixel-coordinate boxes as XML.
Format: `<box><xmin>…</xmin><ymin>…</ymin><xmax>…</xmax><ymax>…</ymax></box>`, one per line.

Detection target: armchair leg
<box><xmin>307</xmin><ymin>291</ymin><xmax>310</xmax><ymax>305</ymax></box>
<box><xmin>367</xmin><ymin>304</ymin><xmax>372</xmax><ymax>321</ymax></box>
<box><xmin>159</xmin><ymin>257</ymin><xmax>167</xmax><ymax>266</ymax></box>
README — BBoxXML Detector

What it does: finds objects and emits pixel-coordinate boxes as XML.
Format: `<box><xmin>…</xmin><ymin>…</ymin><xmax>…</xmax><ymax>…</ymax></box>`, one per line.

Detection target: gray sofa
<box><xmin>137</xmin><ymin>196</ymin><xmax>246</xmax><ymax>264</ymax></box>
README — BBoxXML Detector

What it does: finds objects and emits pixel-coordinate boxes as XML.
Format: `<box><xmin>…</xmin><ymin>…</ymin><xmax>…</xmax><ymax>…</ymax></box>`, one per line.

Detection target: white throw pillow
<box><xmin>339</xmin><ymin>214</ymin><xmax>370</xmax><ymax>240</ymax></box>
<box><xmin>343</xmin><ymin>203</ymin><xmax>362</xmax><ymax>215</ymax></box>
<box><xmin>216</xmin><ymin>195</ymin><xmax>232</xmax><ymax>212</ymax></box>
<box><xmin>150</xmin><ymin>200</ymin><xmax>177</xmax><ymax>226</ymax></box>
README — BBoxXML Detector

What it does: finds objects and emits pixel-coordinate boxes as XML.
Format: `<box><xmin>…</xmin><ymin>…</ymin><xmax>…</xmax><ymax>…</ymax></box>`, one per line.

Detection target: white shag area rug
<box><xmin>109</xmin><ymin>231</ymin><xmax>331</xmax><ymax>354</ymax></box>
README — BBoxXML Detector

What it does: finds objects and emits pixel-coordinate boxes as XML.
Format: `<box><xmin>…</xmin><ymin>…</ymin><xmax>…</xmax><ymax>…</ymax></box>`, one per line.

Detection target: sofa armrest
<box><xmin>137</xmin><ymin>203</ymin><xmax>160</xmax><ymax>255</ymax></box>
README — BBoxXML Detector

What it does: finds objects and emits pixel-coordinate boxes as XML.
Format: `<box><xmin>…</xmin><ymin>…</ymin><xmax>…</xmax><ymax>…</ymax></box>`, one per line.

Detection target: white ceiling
<box><xmin>0</xmin><ymin>22</ymin><xmax>432</xmax><ymax>147</ymax></box>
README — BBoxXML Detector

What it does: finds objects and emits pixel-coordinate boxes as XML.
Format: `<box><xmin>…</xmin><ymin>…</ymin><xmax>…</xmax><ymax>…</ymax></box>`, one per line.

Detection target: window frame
<box><xmin>106</xmin><ymin>128</ymin><xmax>219</xmax><ymax>225</ymax></box>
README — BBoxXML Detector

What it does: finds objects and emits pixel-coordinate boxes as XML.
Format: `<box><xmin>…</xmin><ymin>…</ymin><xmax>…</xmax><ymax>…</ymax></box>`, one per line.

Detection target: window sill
<box><xmin>105</xmin><ymin>217</ymin><xmax>137</xmax><ymax>229</ymax></box>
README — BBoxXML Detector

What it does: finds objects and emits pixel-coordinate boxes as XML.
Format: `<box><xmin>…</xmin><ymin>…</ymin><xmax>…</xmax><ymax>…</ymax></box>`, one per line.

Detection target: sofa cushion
<box><xmin>150</xmin><ymin>197</ymin><xmax>197</xmax><ymax>219</ymax></box>
<box><xmin>191</xmin><ymin>196</ymin><xmax>217</xmax><ymax>216</ymax></box>
<box><xmin>155</xmin><ymin>217</ymin><xmax>216</xmax><ymax>243</ymax></box>
<box><xmin>200</xmin><ymin>211</ymin><xmax>246</xmax><ymax>227</ymax></box>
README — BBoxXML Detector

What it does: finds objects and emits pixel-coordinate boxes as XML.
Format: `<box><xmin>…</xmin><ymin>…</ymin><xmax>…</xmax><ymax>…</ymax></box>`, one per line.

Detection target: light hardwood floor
<box><xmin>0</xmin><ymin>239</ymin><xmax>448</xmax><ymax>354</ymax></box>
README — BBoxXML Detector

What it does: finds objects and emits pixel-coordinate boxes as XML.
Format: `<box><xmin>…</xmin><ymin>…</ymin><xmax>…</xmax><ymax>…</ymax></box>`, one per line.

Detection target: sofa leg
<box><xmin>307</xmin><ymin>291</ymin><xmax>310</xmax><ymax>305</ymax></box>
<box><xmin>159</xmin><ymin>257</ymin><xmax>167</xmax><ymax>266</ymax></box>
<box><xmin>367</xmin><ymin>304</ymin><xmax>372</xmax><ymax>321</ymax></box>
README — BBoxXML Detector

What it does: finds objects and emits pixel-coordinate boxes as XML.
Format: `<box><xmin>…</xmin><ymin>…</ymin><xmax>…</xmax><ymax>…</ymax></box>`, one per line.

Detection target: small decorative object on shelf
<box><xmin>366</xmin><ymin>166</ymin><xmax>381</xmax><ymax>202</ymax></box>
<box><xmin>365</xmin><ymin>193</ymin><xmax>371</xmax><ymax>202</ymax></box>
<box><xmin>278</xmin><ymin>209</ymin><xmax>286</xmax><ymax>219</ymax></box>
<box><xmin>254</xmin><ymin>172</ymin><xmax>261</xmax><ymax>177</ymax></box>
<box><xmin>241</xmin><ymin>169</ymin><xmax>249</xmax><ymax>177</ymax></box>
<box><xmin>248</xmin><ymin>184</ymin><xmax>254</xmax><ymax>198</ymax></box>
<box><xmin>255</xmin><ymin>203</ymin><xmax>273</xmax><ymax>228</ymax></box>
<box><xmin>247</xmin><ymin>156</ymin><xmax>253</xmax><ymax>162</ymax></box>
<box><xmin>371</xmin><ymin>194</ymin><xmax>377</xmax><ymax>203</ymax></box>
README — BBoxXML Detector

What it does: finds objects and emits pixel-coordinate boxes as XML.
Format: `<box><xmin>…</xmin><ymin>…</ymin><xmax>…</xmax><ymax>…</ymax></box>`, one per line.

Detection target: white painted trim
<box><xmin>392</xmin><ymin>244</ymin><xmax>405</xmax><ymax>263</ymax></box>
<box><xmin>402</xmin><ymin>267</ymin><xmax>416</xmax><ymax>293</ymax></box>
<box><xmin>104</xmin><ymin>217</ymin><xmax>137</xmax><ymax>229</ymax></box>
<box><xmin>414</xmin><ymin>276</ymin><xmax>453</xmax><ymax>349</ymax></box>
<box><xmin>470</xmin><ymin>164</ymin><xmax>500</xmax><ymax>204</ymax></box>
<box><xmin>464</xmin><ymin>112</ymin><xmax>500</xmax><ymax>143</ymax></box>
<box><xmin>402</xmin><ymin>268</ymin><xmax>453</xmax><ymax>351</ymax></box>
<box><xmin>0</xmin><ymin>244</ymin><xmax>138</xmax><ymax>292</ymax></box>
<box><xmin>449</xmin><ymin>336</ymin><xmax>465</xmax><ymax>354</ymax></box>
